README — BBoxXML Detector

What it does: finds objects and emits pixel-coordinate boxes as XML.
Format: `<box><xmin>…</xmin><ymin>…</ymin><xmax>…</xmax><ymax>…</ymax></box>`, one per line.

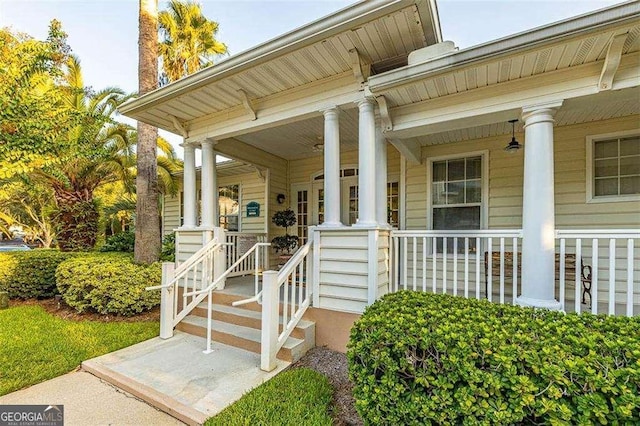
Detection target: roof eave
<box><xmin>120</xmin><ymin>0</ymin><xmax>429</xmax><ymax>117</ymax></box>
<box><xmin>369</xmin><ymin>0</ymin><xmax>640</xmax><ymax>94</ymax></box>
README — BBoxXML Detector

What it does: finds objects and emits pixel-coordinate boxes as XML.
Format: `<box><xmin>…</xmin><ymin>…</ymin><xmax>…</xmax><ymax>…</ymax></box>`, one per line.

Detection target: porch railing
<box><xmin>390</xmin><ymin>229</ymin><xmax>639</xmax><ymax>317</ymax></box>
<box><xmin>391</xmin><ymin>230</ymin><xmax>523</xmax><ymax>303</ymax></box>
<box><xmin>147</xmin><ymin>237</ymin><xmax>225</xmax><ymax>337</ymax></box>
<box><xmin>183</xmin><ymin>242</ymin><xmax>271</xmax><ymax>354</ymax></box>
<box><xmin>556</xmin><ymin>230</ymin><xmax>639</xmax><ymax>316</ymax></box>
<box><xmin>261</xmin><ymin>240</ymin><xmax>313</xmax><ymax>371</ymax></box>
<box><xmin>226</xmin><ymin>232</ymin><xmax>268</xmax><ymax>277</ymax></box>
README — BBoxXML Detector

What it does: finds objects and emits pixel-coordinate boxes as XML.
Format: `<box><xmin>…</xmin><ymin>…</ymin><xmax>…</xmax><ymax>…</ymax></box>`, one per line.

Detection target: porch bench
<box><xmin>484</xmin><ymin>252</ymin><xmax>593</xmax><ymax>306</ymax></box>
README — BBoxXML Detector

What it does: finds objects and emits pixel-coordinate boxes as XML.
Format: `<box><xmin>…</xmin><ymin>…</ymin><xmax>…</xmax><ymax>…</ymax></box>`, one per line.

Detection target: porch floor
<box><xmin>82</xmin><ymin>331</ymin><xmax>289</xmax><ymax>426</ymax></box>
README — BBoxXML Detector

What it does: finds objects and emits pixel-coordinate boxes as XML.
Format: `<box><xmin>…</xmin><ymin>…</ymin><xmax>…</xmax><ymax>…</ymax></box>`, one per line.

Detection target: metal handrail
<box><xmin>183</xmin><ymin>243</ymin><xmax>271</xmax><ymax>298</ymax></box>
<box><xmin>146</xmin><ymin>239</ymin><xmax>227</xmax><ymax>291</ymax></box>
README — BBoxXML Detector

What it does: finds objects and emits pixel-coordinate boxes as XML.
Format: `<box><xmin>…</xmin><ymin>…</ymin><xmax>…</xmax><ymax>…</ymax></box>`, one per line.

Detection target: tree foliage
<box><xmin>0</xmin><ymin>21</ymin><xmax>74</xmax><ymax>178</ymax></box>
<box><xmin>158</xmin><ymin>0</ymin><xmax>227</xmax><ymax>83</ymax></box>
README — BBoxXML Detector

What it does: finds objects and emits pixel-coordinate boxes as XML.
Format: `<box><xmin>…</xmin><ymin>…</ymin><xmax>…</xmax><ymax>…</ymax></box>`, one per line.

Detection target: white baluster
<box><xmin>608</xmin><ymin>239</ymin><xmax>615</xmax><ymax>315</ymax></box>
<box><xmin>627</xmin><ymin>239</ymin><xmax>634</xmax><ymax>317</ymax></box>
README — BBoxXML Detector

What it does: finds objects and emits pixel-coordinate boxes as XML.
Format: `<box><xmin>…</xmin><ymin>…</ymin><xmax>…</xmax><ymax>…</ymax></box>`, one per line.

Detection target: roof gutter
<box><xmin>120</xmin><ymin>0</ymin><xmax>421</xmax><ymax>116</ymax></box>
<box><xmin>369</xmin><ymin>0</ymin><xmax>640</xmax><ymax>94</ymax></box>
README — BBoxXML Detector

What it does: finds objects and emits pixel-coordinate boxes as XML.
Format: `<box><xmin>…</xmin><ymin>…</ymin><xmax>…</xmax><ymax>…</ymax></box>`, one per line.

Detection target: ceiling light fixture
<box><xmin>504</xmin><ymin>119</ymin><xmax>522</xmax><ymax>153</ymax></box>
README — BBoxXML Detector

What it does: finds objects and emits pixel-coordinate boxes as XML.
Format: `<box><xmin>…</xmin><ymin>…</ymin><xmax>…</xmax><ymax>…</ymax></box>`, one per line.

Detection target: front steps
<box><xmin>176</xmin><ymin>291</ymin><xmax>315</xmax><ymax>363</ymax></box>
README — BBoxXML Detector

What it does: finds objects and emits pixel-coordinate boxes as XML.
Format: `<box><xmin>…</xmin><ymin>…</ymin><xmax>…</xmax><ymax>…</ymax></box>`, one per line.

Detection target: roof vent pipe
<box><xmin>408</xmin><ymin>41</ymin><xmax>458</xmax><ymax>66</ymax></box>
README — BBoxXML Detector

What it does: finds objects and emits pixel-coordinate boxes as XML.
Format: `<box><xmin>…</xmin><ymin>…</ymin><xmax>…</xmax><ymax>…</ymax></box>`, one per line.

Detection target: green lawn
<box><xmin>0</xmin><ymin>305</ymin><xmax>158</xmax><ymax>396</ymax></box>
<box><xmin>206</xmin><ymin>368</ymin><xmax>334</xmax><ymax>426</ymax></box>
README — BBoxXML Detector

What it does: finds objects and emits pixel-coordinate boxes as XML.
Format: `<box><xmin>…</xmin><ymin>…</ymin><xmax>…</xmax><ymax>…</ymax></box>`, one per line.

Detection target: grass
<box><xmin>206</xmin><ymin>368</ymin><xmax>334</xmax><ymax>426</ymax></box>
<box><xmin>0</xmin><ymin>305</ymin><xmax>158</xmax><ymax>396</ymax></box>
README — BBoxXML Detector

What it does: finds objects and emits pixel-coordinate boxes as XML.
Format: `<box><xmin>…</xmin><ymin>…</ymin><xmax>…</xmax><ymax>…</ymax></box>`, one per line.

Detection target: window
<box><xmin>296</xmin><ymin>190</ymin><xmax>308</xmax><ymax>244</ymax></box>
<box><xmin>588</xmin><ymin>132</ymin><xmax>640</xmax><ymax>202</ymax></box>
<box><xmin>387</xmin><ymin>182</ymin><xmax>399</xmax><ymax>228</ymax></box>
<box><xmin>219</xmin><ymin>185</ymin><xmax>239</xmax><ymax>231</ymax></box>
<box><xmin>429</xmin><ymin>154</ymin><xmax>485</xmax><ymax>253</ymax></box>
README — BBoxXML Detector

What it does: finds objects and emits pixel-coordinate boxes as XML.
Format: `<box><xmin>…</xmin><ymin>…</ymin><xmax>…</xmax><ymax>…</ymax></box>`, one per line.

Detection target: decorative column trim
<box><xmin>180</xmin><ymin>142</ymin><xmax>198</xmax><ymax>228</ymax></box>
<box><xmin>319</xmin><ymin>106</ymin><xmax>343</xmax><ymax>227</ymax></box>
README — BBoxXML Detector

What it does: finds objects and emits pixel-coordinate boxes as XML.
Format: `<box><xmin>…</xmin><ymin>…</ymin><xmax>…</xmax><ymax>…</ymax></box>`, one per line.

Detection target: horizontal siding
<box><xmin>316</xmin><ymin>230</ymin><xmax>370</xmax><ymax>313</ymax></box>
<box><xmin>163</xmin><ymin>170</ymin><xmax>268</xmax><ymax>234</ymax></box>
<box><xmin>163</xmin><ymin>195</ymin><xmax>180</xmax><ymax>236</ymax></box>
<box><xmin>405</xmin><ymin>115</ymin><xmax>640</xmax><ymax>231</ymax></box>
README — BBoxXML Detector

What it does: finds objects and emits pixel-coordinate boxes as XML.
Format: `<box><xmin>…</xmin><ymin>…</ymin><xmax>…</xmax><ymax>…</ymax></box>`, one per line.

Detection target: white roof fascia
<box><xmin>120</xmin><ymin>0</ymin><xmax>424</xmax><ymax>116</ymax></box>
<box><xmin>368</xmin><ymin>0</ymin><xmax>640</xmax><ymax>94</ymax></box>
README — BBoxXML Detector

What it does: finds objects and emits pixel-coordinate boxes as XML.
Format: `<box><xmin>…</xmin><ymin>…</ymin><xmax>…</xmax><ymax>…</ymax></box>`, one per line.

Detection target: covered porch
<box><xmin>122</xmin><ymin>0</ymin><xmax>639</xmax><ymax>318</ymax></box>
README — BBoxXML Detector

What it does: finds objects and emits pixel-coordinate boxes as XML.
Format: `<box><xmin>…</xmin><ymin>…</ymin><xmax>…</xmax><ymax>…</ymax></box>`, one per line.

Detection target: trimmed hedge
<box><xmin>55</xmin><ymin>254</ymin><xmax>161</xmax><ymax>316</ymax></box>
<box><xmin>0</xmin><ymin>250</ymin><xmax>78</xmax><ymax>299</ymax></box>
<box><xmin>100</xmin><ymin>231</ymin><xmax>135</xmax><ymax>253</ymax></box>
<box><xmin>348</xmin><ymin>291</ymin><xmax>640</xmax><ymax>425</ymax></box>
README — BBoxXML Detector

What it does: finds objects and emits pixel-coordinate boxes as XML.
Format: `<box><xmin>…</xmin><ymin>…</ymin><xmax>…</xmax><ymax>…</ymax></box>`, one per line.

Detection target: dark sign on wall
<box><xmin>246</xmin><ymin>201</ymin><xmax>260</xmax><ymax>217</ymax></box>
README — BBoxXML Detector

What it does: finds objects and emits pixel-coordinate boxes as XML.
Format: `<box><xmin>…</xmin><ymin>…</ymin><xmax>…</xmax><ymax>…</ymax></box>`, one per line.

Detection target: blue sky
<box><xmin>0</xmin><ymin>0</ymin><xmax>623</xmax><ymax>156</ymax></box>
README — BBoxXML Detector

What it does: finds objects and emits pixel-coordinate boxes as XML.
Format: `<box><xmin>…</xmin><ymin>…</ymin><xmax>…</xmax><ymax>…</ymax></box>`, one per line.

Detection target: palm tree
<box><xmin>28</xmin><ymin>56</ymin><xmax>182</xmax><ymax>251</ymax></box>
<box><xmin>158</xmin><ymin>0</ymin><xmax>228</xmax><ymax>83</ymax></box>
<box><xmin>29</xmin><ymin>55</ymin><xmax>135</xmax><ymax>250</ymax></box>
<box><xmin>135</xmin><ymin>0</ymin><xmax>161</xmax><ymax>263</ymax></box>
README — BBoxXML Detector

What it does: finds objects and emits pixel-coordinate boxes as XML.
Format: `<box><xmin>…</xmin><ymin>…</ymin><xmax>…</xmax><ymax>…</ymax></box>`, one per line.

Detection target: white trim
<box><xmin>586</xmin><ymin>129</ymin><xmax>640</xmax><ymax>204</ymax></box>
<box><xmin>399</xmin><ymin>155</ymin><xmax>407</xmax><ymax>230</ymax></box>
<box><xmin>426</xmin><ymin>150</ymin><xmax>490</xmax><ymax>231</ymax></box>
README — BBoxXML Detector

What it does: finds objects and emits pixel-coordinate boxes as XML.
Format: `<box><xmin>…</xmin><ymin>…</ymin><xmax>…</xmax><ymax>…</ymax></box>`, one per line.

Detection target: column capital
<box><xmin>180</xmin><ymin>142</ymin><xmax>197</xmax><ymax>151</ymax></box>
<box><xmin>200</xmin><ymin>138</ymin><xmax>217</xmax><ymax>148</ymax></box>
<box><xmin>319</xmin><ymin>105</ymin><xmax>340</xmax><ymax>117</ymax></box>
<box><xmin>355</xmin><ymin>96</ymin><xmax>377</xmax><ymax>110</ymax></box>
<box><xmin>521</xmin><ymin>100</ymin><xmax>563</xmax><ymax>127</ymax></box>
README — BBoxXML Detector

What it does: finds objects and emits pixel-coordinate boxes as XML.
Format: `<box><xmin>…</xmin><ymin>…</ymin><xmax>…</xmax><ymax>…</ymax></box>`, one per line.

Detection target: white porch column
<box><xmin>200</xmin><ymin>140</ymin><xmax>218</xmax><ymax>228</ymax></box>
<box><xmin>355</xmin><ymin>97</ymin><xmax>377</xmax><ymax>227</ymax></box>
<box><xmin>321</xmin><ymin>106</ymin><xmax>342</xmax><ymax>227</ymax></box>
<box><xmin>181</xmin><ymin>143</ymin><xmax>197</xmax><ymax>228</ymax></box>
<box><xmin>375</xmin><ymin>121</ymin><xmax>388</xmax><ymax>227</ymax></box>
<box><xmin>517</xmin><ymin>100</ymin><xmax>563</xmax><ymax>310</ymax></box>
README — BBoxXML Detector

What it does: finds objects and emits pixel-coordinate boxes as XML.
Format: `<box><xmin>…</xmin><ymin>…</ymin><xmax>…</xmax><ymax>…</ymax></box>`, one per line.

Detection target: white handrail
<box><xmin>146</xmin><ymin>238</ymin><xmax>227</xmax><ymax>291</ymax></box>
<box><xmin>186</xmin><ymin>242</ymin><xmax>271</xmax><ymax>354</ymax></box>
<box><xmin>261</xmin><ymin>240</ymin><xmax>313</xmax><ymax>371</ymax></box>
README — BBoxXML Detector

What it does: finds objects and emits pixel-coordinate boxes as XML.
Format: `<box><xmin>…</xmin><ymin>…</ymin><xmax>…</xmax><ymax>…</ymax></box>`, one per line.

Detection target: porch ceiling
<box><xmin>233</xmin><ymin>107</ymin><xmax>360</xmax><ymax>160</ymax></box>
<box><xmin>120</xmin><ymin>0</ymin><xmax>440</xmax><ymax>134</ymax></box>
<box><xmin>411</xmin><ymin>86</ymin><xmax>640</xmax><ymax>146</ymax></box>
<box><xmin>225</xmin><ymin>85</ymin><xmax>639</xmax><ymax>159</ymax></box>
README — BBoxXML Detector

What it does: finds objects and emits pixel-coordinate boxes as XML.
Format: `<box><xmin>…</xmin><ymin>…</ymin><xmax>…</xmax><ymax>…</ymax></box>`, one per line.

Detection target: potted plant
<box><xmin>271</xmin><ymin>208</ymin><xmax>298</xmax><ymax>267</ymax></box>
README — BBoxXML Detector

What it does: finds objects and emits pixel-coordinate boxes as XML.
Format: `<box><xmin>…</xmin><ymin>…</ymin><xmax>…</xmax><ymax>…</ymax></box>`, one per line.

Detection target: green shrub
<box><xmin>0</xmin><ymin>250</ymin><xmax>78</xmax><ymax>299</ymax></box>
<box><xmin>160</xmin><ymin>232</ymin><xmax>175</xmax><ymax>262</ymax></box>
<box><xmin>348</xmin><ymin>291</ymin><xmax>640</xmax><ymax>425</ymax></box>
<box><xmin>55</xmin><ymin>253</ymin><xmax>161</xmax><ymax>316</ymax></box>
<box><xmin>100</xmin><ymin>231</ymin><xmax>135</xmax><ymax>252</ymax></box>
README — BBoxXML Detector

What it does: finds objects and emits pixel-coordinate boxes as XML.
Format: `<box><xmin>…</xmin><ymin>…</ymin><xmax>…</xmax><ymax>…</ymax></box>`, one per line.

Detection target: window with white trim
<box><xmin>430</xmin><ymin>155</ymin><xmax>483</xmax><ymax>253</ymax></box>
<box><xmin>589</xmin><ymin>133</ymin><xmax>640</xmax><ymax>200</ymax></box>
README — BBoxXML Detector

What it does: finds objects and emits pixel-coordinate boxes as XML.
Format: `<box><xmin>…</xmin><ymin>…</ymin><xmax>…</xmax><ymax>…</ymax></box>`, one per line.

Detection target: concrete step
<box><xmin>191</xmin><ymin>302</ymin><xmax>315</xmax><ymax>340</ymax></box>
<box><xmin>176</xmin><ymin>315</ymin><xmax>312</xmax><ymax>363</ymax></box>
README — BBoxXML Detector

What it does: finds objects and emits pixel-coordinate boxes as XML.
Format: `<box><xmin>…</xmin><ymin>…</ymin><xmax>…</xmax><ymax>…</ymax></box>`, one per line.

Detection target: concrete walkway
<box><xmin>0</xmin><ymin>371</ymin><xmax>184</xmax><ymax>426</ymax></box>
<box><xmin>82</xmin><ymin>331</ymin><xmax>290</xmax><ymax>425</ymax></box>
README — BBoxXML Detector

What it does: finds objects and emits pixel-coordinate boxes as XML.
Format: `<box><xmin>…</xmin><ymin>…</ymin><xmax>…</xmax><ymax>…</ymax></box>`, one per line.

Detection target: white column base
<box><xmin>352</xmin><ymin>221</ymin><xmax>379</xmax><ymax>228</ymax></box>
<box><xmin>318</xmin><ymin>222</ymin><xmax>345</xmax><ymax>228</ymax></box>
<box><xmin>515</xmin><ymin>296</ymin><xmax>562</xmax><ymax>311</ymax></box>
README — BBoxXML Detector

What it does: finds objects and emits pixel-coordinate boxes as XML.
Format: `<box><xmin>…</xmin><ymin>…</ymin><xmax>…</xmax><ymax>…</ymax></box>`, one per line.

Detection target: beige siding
<box><xmin>162</xmin><ymin>171</ymin><xmax>268</xmax><ymax>235</ymax></box>
<box><xmin>405</xmin><ymin>115</ymin><xmax>640</xmax><ymax>231</ymax></box>
<box><xmin>162</xmin><ymin>195</ymin><xmax>180</xmax><ymax>236</ymax></box>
